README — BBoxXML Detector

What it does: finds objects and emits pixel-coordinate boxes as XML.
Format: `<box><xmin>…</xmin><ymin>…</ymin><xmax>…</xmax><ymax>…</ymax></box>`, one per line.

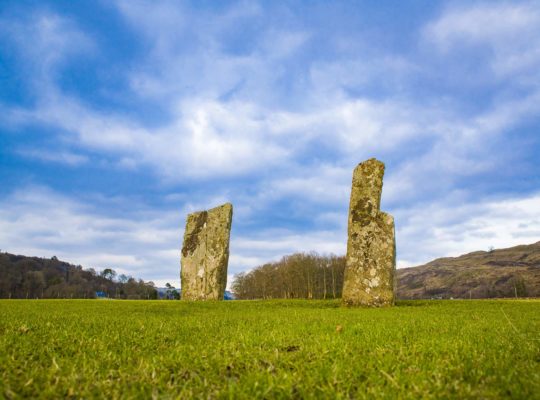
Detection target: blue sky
<box><xmin>1</xmin><ymin>0</ymin><xmax>539</xmax><ymax>287</ymax></box>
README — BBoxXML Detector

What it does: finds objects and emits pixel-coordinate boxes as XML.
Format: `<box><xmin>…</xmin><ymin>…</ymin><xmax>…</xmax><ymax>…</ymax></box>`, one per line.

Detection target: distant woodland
<box><xmin>232</xmin><ymin>242</ymin><xmax>540</xmax><ymax>300</ymax></box>
<box><xmin>231</xmin><ymin>253</ymin><xmax>346</xmax><ymax>300</ymax></box>
<box><xmin>0</xmin><ymin>252</ymin><xmax>158</xmax><ymax>299</ymax></box>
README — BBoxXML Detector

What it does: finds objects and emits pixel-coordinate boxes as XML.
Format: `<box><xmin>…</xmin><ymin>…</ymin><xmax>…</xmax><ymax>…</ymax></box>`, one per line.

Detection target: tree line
<box><xmin>0</xmin><ymin>252</ymin><xmax>158</xmax><ymax>299</ymax></box>
<box><xmin>231</xmin><ymin>252</ymin><xmax>346</xmax><ymax>300</ymax></box>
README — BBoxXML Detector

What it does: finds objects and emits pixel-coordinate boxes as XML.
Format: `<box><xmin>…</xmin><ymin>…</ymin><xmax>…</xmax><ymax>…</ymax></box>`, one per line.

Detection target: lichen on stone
<box><xmin>342</xmin><ymin>158</ymin><xmax>396</xmax><ymax>307</ymax></box>
<box><xmin>180</xmin><ymin>203</ymin><xmax>233</xmax><ymax>301</ymax></box>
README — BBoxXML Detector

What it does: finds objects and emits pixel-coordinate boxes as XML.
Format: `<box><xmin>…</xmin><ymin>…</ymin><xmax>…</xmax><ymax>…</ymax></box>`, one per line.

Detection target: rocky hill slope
<box><xmin>397</xmin><ymin>241</ymin><xmax>540</xmax><ymax>299</ymax></box>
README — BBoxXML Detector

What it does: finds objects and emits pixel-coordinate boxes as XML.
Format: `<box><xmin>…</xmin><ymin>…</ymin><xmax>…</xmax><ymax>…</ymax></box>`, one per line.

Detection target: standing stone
<box><xmin>180</xmin><ymin>203</ymin><xmax>233</xmax><ymax>300</ymax></box>
<box><xmin>342</xmin><ymin>158</ymin><xmax>396</xmax><ymax>307</ymax></box>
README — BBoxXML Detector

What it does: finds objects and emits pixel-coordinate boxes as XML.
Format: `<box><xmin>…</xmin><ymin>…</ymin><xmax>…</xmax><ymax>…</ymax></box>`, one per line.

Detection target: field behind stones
<box><xmin>1</xmin><ymin>299</ymin><xmax>539</xmax><ymax>399</ymax></box>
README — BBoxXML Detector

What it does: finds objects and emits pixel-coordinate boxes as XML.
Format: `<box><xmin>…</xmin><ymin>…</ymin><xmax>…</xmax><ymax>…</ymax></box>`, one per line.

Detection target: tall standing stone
<box><xmin>342</xmin><ymin>158</ymin><xmax>396</xmax><ymax>307</ymax></box>
<box><xmin>180</xmin><ymin>203</ymin><xmax>233</xmax><ymax>300</ymax></box>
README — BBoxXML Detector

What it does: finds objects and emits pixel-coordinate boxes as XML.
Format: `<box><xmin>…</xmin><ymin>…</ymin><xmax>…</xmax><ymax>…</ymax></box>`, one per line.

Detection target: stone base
<box><xmin>342</xmin><ymin>211</ymin><xmax>395</xmax><ymax>307</ymax></box>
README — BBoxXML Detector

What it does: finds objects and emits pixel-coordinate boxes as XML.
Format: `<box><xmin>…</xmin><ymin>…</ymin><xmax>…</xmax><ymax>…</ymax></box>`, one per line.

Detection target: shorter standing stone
<box><xmin>180</xmin><ymin>203</ymin><xmax>233</xmax><ymax>300</ymax></box>
<box><xmin>342</xmin><ymin>158</ymin><xmax>396</xmax><ymax>307</ymax></box>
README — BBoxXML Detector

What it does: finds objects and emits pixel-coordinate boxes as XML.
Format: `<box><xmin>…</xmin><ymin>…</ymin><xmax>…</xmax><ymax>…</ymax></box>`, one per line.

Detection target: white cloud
<box><xmin>309</xmin><ymin>56</ymin><xmax>417</xmax><ymax>97</ymax></box>
<box><xmin>1</xmin><ymin>182</ymin><xmax>539</xmax><ymax>290</ymax></box>
<box><xmin>395</xmin><ymin>191</ymin><xmax>540</xmax><ymax>266</ymax></box>
<box><xmin>9</xmin><ymin>3</ymin><xmax>538</xmax><ymax>187</ymax></box>
<box><xmin>258</xmin><ymin>164</ymin><xmax>351</xmax><ymax>206</ymax></box>
<box><xmin>0</xmin><ymin>185</ymin><xmax>345</xmax><ymax>287</ymax></box>
<box><xmin>17</xmin><ymin>148</ymin><xmax>89</xmax><ymax>166</ymax></box>
<box><xmin>1</xmin><ymin>1</ymin><xmax>540</xmax><ymax>291</ymax></box>
<box><xmin>8</xmin><ymin>93</ymin><xmax>291</xmax><ymax>178</ymax></box>
<box><xmin>230</xmin><ymin>229</ymin><xmax>346</xmax><ymax>272</ymax></box>
<box><xmin>115</xmin><ymin>0</ymin><xmax>307</xmax><ymax>106</ymax></box>
<box><xmin>425</xmin><ymin>2</ymin><xmax>540</xmax><ymax>77</ymax></box>
<box><xmin>0</xmin><ymin>186</ymin><xmax>184</xmax><ymax>286</ymax></box>
<box><xmin>426</xmin><ymin>3</ymin><xmax>539</xmax><ymax>45</ymax></box>
<box><xmin>0</xmin><ymin>11</ymin><xmax>94</xmax><ymax>86</ymax></box>
<box><xmin>266</xmin><ymin>98</ymin><xmax>430</xmax><ymax>156</ymax></box>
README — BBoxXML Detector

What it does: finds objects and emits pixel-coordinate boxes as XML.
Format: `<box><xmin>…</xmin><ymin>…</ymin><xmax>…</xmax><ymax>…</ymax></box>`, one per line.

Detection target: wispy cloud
<box><xmin>17</xmin><ymin>148</ymin><xmax>89</xmax><ymax>166</ymax></box>
<box><xmin>0</xmin><ymin>186</ymin><xmax>183</xmax><ymax>285</ymax></box>
<box><xmin>2</xmin><ymin>184</ymin><xmax>538</xmax><ymax>289</ymax></box>
<box><xmin>0</xmin><ymin>11</ymin><xmax>95</xmax><ymax>87</ymax></box>
<box><xmin>424</xmin><ymin>2</ymin><xmax>540</xmax><ymax>78</ymax></box>
<box><xmin>0</xmin><ymin>1</ymin><xmax>539</xmax><ymax>285</ymax></box>
<box><xmin>396</xmin><ymin>191</ymin><xmax>540</xmax><ymax>266</ymax></box>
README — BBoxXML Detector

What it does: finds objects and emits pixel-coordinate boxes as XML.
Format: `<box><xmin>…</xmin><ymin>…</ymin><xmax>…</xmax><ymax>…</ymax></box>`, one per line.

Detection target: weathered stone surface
<box><xmin>342</xmin><ymin>158</ymin><xmax>396</xmax><ymax>307</ymax></box>
<box><xmin>180</xmin><ymin>203</ymin><xmax>233</xmax><ymax>300</ymax></box>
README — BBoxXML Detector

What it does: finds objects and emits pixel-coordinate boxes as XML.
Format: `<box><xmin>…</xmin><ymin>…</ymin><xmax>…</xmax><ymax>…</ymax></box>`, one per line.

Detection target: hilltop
<box><xmin>397</xmin><ymin>241</ymin><xmax>540</xmax><ymax>299</ymax></box>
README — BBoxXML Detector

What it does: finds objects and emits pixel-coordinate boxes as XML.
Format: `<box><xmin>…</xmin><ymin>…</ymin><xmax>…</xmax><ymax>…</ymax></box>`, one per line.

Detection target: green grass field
<box><xmin>1</xmin><ymin>299</ymin><xmax>539</xmax><ymax>399</ymax></box>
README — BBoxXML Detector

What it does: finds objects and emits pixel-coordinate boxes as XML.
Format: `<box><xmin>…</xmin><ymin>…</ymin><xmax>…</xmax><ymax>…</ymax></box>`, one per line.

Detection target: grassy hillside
<box><xmin>398</xmin><ymin>241</ymin><xmax>540</xmax><ymax>299</ymax></box>
<box><xmin>1</xmin><ymin>299</ymin><xmax>539</xmax><ymax>399</ymax></box>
